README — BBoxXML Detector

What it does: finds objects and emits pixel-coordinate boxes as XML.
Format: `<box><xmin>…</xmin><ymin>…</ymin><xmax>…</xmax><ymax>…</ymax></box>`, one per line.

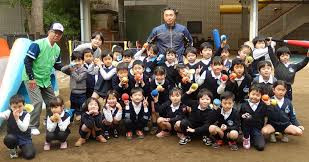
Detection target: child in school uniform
<box><xmin>112</xmin><ymin>45</ymin><xmax>124</xmax><ymax>66</ymax></box>
<box><xmin>155</xmin><ymin>87</ymin><xmax>187</xmax><ymax>138</ymax></box>
<box><xmin>162</xmin><ymin>48</ymin><xmax>178</xmax><ymax>88</ymax></box>
<box><xmin>240</xmin><ymin>84</ymin><xmax>269</xmax><ymax>151</ymax></box>
<box><xmin>123</xmin><ymin>87</ymin><xmax>150</xmax><ymax>140</ymax></box>
<box><xmin>92</xmin><ymin>49</ymin><xmax>116</xmax><ymax>99</ymax></box>
<box><xmin>122</xmin><ymin>49</ymin><xmax>134</xmax><ymax>68</ymax></box>
<box><xmin>61</xmin><ymin>51</ymin><xmax>88</xmax><ymax>121</ymax></box>
<box><xmin>129</xmin><ymin>60</ymin><xmax>151</xmax><ymax>97</ymax></box>
<box><xmin>44</xmin><ymin>97</ymin><xmax>71</xmax><ymax>150</ymax></box>
<box><xmin>198</xmin><ymin>42</ymin><xmax>213</xmax><ymax>73</ymax></box>
<box><xmin>175</xmin><ymin>64</ymin><xmax>195</xmax><ymax>95</ymax></box>
<box><xmin>262</xmin><ymin>80</ymin><xmax>304</xmax><ymax>143</ymax></box>
<box><xmin>102</xmin><ymin>90</ymin><xmax>123</xmax><ymax>139</ymax></box>
<box><xmin>269</xmin><ymin>46</ymin><xmax>309</xmax><ymax>100</ymax></box>
<box><xmin>83</xmin><ymin>48</ymin><xmax>99</xmax><ymax>98</ymax></box>
<box><xmin>184</xmin><ymin>47</ymin><xmax>199</xmax><ymax>70</ymax></box>
<box><xmin>220</xmin><ymin>45</ymin><xmax>232</xmax><ymax>73</ymax></box>
<box><xmin>75</xmin><ymin>97</ymin><xmax>107</xmax><ymax>147</ymax></box>
<box><xmin>0</xmin><ymin>95</ymin><xmax>35</xmax><ymax>159</ymax></box>
<box><xmin>208</xmin><ymin>91</ymin><xmax>240</xmax><ymax>151</ymax></box>
<box><xmin>112</xmin><ymin>62</ymin><xmax>133</xmax><ymax>96</ymax></box>
<box><xmin>237</xmin><ymin>45</ymin><xmax>254</xmax><ymax>76</ymax></box>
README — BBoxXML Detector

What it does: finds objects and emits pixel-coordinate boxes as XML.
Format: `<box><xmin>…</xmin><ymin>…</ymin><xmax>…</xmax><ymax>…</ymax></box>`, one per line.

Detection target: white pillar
<box><xmin>80</xmin><ymin>0</ymin><xmax>91</xmax><ymax>42</ymax></box>
<box><xmin>249</xmin><ymin>0</ymin><xmax>258</xmax><ymax>41</ymax></box>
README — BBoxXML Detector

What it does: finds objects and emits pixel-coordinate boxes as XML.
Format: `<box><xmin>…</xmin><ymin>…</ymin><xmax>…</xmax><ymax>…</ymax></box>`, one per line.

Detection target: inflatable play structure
<box><xmin>0</xmin><ymin>38</ymin><xmax>59</xmax><ymax>126</ymax></box>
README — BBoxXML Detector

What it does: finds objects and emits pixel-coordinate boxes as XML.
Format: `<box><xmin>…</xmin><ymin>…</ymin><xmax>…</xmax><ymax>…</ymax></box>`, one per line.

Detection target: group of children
<box><xmin>1</xmin><ymin>34</ymin><xmax>308</xmax><ymax>159</ymax></box>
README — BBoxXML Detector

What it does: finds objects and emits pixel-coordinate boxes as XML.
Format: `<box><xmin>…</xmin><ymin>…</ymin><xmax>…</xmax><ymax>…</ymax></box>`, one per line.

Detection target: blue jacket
<box><xmin>147</xmin><ymin>23</ymin><xmax>193</xmax><ymax>63</ymax></box>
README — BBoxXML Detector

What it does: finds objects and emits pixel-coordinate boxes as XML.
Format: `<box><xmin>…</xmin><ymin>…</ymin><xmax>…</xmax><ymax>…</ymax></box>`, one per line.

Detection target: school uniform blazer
<box><xmin>129</xmin><ymin>73</ymin><xmax>151</xmax><ymax>97</ymax></box>
<box><xmin>225</xmin><ymin>73</ymin><xmax>252</xmax><ymax>103</ymax></box>
<box><xmin>156</xmin><ymin>101</ymin><xmax>187</xmax><ymax>124</ymax></box>
<box><xmin>81</xmin><ymin>112</ymin><xmax>105</xmax><ymax>129</ymax></box>
<box><xmin>239</xmin><ymin>101</ymin><xmax>268</xmax><ymax>130</ymax></box>
<box><xmin>162</xmin><ymin>63</ymin><xmax>177</xmax><ymax>88</ymax></box>
<box><xmin>215</xmin><ymin>108</ymin><xmax>240</xmax><ymax>132</ymax></box>
<box><xmin>150</xmin><ymin>79</ymin><xmax>171</xmax><ymax>104</ymax></box>
<box><xmin>277</xmin><ymin>97</ymin><xmax>300</xmax><ymax>126</ymax></box>
<box><xmin>123</xmin><ymin>102</ymin><xmax>150</xmax><ymax>122</ymax></box>
<box><xmin>111</xmin><ymin>74</ymin><xmax>133</xmax><ymax>95</ymax></box>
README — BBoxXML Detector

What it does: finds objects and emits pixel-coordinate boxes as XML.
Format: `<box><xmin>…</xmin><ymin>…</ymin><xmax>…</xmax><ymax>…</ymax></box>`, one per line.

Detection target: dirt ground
<box><xmin>1</xmin><ymin>66</ymin><xmax>309</xmax><ymax>162</ymax></box>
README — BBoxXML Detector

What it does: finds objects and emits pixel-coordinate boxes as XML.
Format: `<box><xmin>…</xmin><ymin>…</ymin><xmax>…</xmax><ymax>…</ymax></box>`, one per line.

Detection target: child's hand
<box><xmin>124</xmin><ymin>100</ymin><xmax>130</xmax><ymax>107</ymax></box>
<box><xmin>183</xmin><ymin>106</ymin><xmax>191</xmax><ymax>113</ymax></box>
<box><xmin>220</xmin><ymin>124</ymin><xmax>227</xmax><ymax>131</ymax></box>
<box><xmin>299</xmin><ymin>126</ymin><xmax>305</xmax><ymax>131</ymax></box>
<box><xmin>143</xmin><ymin>97</ymin><xmax>148</xmax><ymax>108</ymax></box>
<box><xmin>143</xmin><ymin>43</ymin><xmax>149</xmax><ymax>49</ymax></box>
<box><xmin>241</xmin><ymin>113</ymin><xmax>252</xmax><ymax>119</ymax></box>
<box><xmin>94</xmin><ymin>58</ymin><xmax>101</xmax><ymax>66</ymax></box>
<box><xmin>116</xmin><ymin>102</ymin><xmax>122</xmax><ymax>110</ymax></box>
<box><xmin>156</xmin><ymin>85</ymin><xmax>164</xmax><ymax>92</ymax></box>
<box><xmin>53</xmin><ymin>113</ymin><xmax>61</xmax><ymax>122</ymax></box>
<box><xmin>187</xmin><ymin>85</ymin><xmax>197</xmax><ymax>94</ymax></box>
<box><xmin>195</xmin><ymin>65</ymin><xmax>202</xmax><ymax>76</ymax></box>
<box><xmin>152</xmin><ymin>95</ymin><xmax>159</xmax><ymax>103</ymax></box>
<box><xmin>13</xmin><ymin>109</ymin><xmax>20</xmax><ymax>121</ymax></box>
<box><xmin>93</xmin><ymin>110</ymin><xmax>99</xmax><ymax>116</ymax></box>
<box><xmin>181</xmin><ymin>76</ymin><xmax>190</xmax><ymax>84</ymax></box>
<box><xmin>221</xmin><ymin>39</ymin><xmax>227</xmax><ymax>48</ymax></box>
<box><xmin>187</xmin><ymin>126</ymin><xmax>195</xmax><ymax>133</ymax></box>
<box><xmin>164</xmin><ymin>118</ymin><xmax>170</xmax><ymax>122</ymax></box>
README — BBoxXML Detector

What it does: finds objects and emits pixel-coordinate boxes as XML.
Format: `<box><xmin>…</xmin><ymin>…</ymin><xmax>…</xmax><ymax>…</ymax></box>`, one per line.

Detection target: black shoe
<box><xmin>113</xmin><ymin>129</ymin><xmax>119</xmax><ymax>138</ymax></box>
<box><xmin>202</xmin><ymin>136</ymin><xmax>213</xmax><ymax>146</ymax></box>
<box><xmin>179</xmin><ymin>136</ymin><xmax>191</xmax><ymax>145</ymax></box>
<box><xmin>104</xmin><ymin>131</ymin><xmax>110</xmax><ymax>140</ymax></box>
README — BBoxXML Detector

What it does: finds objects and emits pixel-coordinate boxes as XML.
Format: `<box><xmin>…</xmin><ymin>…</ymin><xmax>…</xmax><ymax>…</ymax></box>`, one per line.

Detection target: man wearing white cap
<box><xmin>22</xmin><ymin>22</ymin><xmax>64</xmax><ymax>135</ymax></box>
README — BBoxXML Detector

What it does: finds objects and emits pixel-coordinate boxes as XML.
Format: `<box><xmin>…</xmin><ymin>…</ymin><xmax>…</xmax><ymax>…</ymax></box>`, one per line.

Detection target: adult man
<box><xmin>147</xmin><ymin>7</ymin><xmax>193</xmax><ymax>63</ymax></box>
<box><xmin>23</xmin><ymin>22</ymin><xmax>64</xmax><ymax>135</ymax></box>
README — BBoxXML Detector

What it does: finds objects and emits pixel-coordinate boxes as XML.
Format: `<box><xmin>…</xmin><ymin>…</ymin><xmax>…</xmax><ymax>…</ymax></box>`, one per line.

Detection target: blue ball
<box><xmin>151</xmin><ymin>89</ymin><xmax>159</xmax><ymax>97</ymax></box>
<box><xmin>213</xmin><ymin>99</ymin><xmax>221</xmax><ymax>106</ymax></box>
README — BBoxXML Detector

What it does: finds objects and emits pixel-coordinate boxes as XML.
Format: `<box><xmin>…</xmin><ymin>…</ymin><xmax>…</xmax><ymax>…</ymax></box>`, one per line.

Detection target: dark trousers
<box><xmin>4</xmin><ymin>134</ymin><xmax>36</xmax><ymax>160</ymax></box>
<box><xmin>46</xmin><ymin>131</ymin><xmax>70</xmax><ymax>143</ymax></box>
<box><xmin>124</xmin><ymin>118</ymin><xmax>148</xmax><ymax>132</ymax></box>
<box><xmin>242</xmin><ymin>126</ymin><xmax>265</xmax><ymax>151</ymax></box>
<box><xmin>180</xmin><ymin>119</ymin><xmax>209</xmax><ymax>136</ymax></box>
<box><xmin>285</xmin><ymin>84</ymin><xmax>293</xmax><ymax>101</ymax></box>
<box><xmin>70</xmin><ymin>93</ymin><xmax>87</xmax><ymax>116</ymax></box>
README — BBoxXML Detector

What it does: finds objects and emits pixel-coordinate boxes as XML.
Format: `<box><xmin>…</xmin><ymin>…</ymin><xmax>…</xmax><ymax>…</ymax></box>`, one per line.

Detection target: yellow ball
<box><xmin>24</xmin><ymin>104</ymin><xmax>34</xmax><ymax>113</ymax></box>
<box><xmin>191</xmin><ymin>83</ymin><xmax>199</xmax><ymax>90</ymax></box>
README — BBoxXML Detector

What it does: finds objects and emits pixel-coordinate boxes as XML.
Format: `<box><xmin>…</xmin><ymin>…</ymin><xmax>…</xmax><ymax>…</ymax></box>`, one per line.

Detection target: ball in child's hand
<box><xmin>191</xmin><ymin>83</ymin><xmax>199</xmax><ymax>90</ymax></box>
<box><xmin>122</xmin><ymin>77</ymin><xmax>128</xmax><ymax>83</ymax></box>
<box><xmin>151</xmin><ymin>89</ymin><xmax>159</xmax><ymax>97</ymax></box>
<box><xmin>157</xmin><ymin>85</ymin><xmax>163</xmax><ymax>90</ymax></box>
<box><xmin>121</xmin><ymin>93</ymin><xmax>130</xmax><ymax>101</ymax></box>
<box><xmin>270</xmin><ymin>99</ymin><xmax>277</xmax><ymax>106</ymax></box>
<box><xmin>221</xmin><ymin>74</ymin><xmax>228</xmax><ymax>81</ymax></box>
<box><xmin>229</xmin><ymin>73</ymin><xmax>237</xmax><ymax>80</ymax></box>
<box><xmin>24</xmin><ymin>104</ymin><xmax>34</xmax><ymax>113</ymax></box>
<box><xmin>262</xmin><ymin>95</ymin><xmax>270</xmax><ymax>101</ymax></box>
<box><xmin>134</xmin><ymin>73</ymin><xmax>142</xmax><ymax>81</ymax></box>
<box><xmin>246</xmin><ymin>56</ymin><xmax>253</xmax><ymax>63</ymax></box>
<box><xmin>213</xmin><ymin>99</ymin><xmax>221</xmax><ymax>106</ymax></box>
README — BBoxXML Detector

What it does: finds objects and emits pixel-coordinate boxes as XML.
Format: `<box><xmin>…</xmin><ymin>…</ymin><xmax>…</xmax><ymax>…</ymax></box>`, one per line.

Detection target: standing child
<box><xmin>61</xmin><ymin>51</ymin><xmax>87</xmax><ymax>121</ymax></box>
<box><xmin>112</xmin><ymin>45</ymin><xmax>124</xmax><ymax>66</ymax></box>
<box><xmin>123</xmin><ymin>87</ymin><xmax>150</xmax><ymax>140</ymax></box>
<box><xmin>162</xmin><ymin>48</ymin><xmax>178</xmax><ymax>88</ymax></box>
<box><xmin>122</xmin><ymin>49</ymin><xmax>134</xmax><ymax>68</ymax></box>
<box><xmin>44</xmin><ymin>97</ymin><xmax>71</xmax><ymax>150</ymax></box>
<box><xmin>0</xmin><ymin>95</ymin><xmax>35</xmax><ymax>159</ymax></box>
<box><xmin>83</xmin><ymin>48</ymin><xmax>99</xmax><ymax>98</ymax></box>
<box><xmin>184</xmin><ymin>47</ymin><xmax>199</xmax><ymax>70</ymax></box>
<box><xmin>75</xmin><ymin>97</ymin><xmax>107</xmax><ymax>147</ymax></box>
<box><xmin>252</xmin><ymin>61</ymin><xmax>277</xmax><ymax>96</ymax></box>
<box><xmin>198</xmin><ymin>42</ymin><xmax>213</xmax><ymax>73</ymax></box>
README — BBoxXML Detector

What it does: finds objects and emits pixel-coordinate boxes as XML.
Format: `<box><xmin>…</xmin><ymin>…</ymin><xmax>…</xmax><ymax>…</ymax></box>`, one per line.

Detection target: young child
<box><xmin>83</xmin><ymin>48</ymin><xmax>99</xmax><ymax>98</ymax></box>
<box><xmin>102</xmin><ymin>90</ymin><xmax>123</xmax><ymax>139</ymax></box>
<box><xmin>112</xmin><ymin>62</ymin><xmax>133</xmax><ymax>96</ymax></box>
<box><xmin>112</xmin><ymin>45</ymin><xmax>124</xmax><ymax>66</ymax></box>
<box><xmin>240</xmin><ymin>84</ymin><xmax>269</xmax><ymax>151</ymax></box>
<box><xmin>155</xmin><ymin>87</ymin><xmax>187</xmax><ymax>138</ymax></box>
<box><xmin>198</xmin><ymin>42</ymin><xmax>213</xmax><ymax>73</ymax></box>
<box><xmin>61</xmin><ymin>51</ymin><xmax>87</xmax><ymax>121</ymax></box>
<box><xmin>237</xmin><ymin>45</ymin><xmax>254</xmax><ymax>76</ymax></box>
<box><xmin>44</xmin><ymin>97</ymin><xmax>71</xmax><ymax>150</ymax></box>
<box><xmin>269</xmin><ymin>46</ymin><xmax>309</xmax><ymax>100</ymax></box>
<box><xmin>122</xmin><ymin>49</ymin><xmax>134</xmax><ymax>68</ymax></box>
<box><xmin>184</xmin><ymin>47</ymin><xmax>199</xmax><ymax>70</ymax></box>
<box><xmin>123</xmin><ymin>87</ymin><xmax>150</xmax><ymax>140</ymax></box>
<box><xmin>162</xmin><ymin>48</ymin><xmax>178</xmax><ymax>88</ymax></box>
<box><xmin>252</xmin><ymin>61</ymin><xmax>277</xmax><ymax>96</ymax></box>
<box><xmin>178</xmin><ymin>88</ymin><xmax>217</xmax><ymax>145</ymax></box>
<box><xmin>0</xmin><ymin>95</ymin><xmax>35</xmax><ymax>159</ymax></box>
<box><xmin>208</xmin><ymin>91</ymin><xmax>240</xmax><ymax>151</ymax></box>
<box><xmin>220</xmin><ymin>45</ymin><xmax>232</xmax><ymax>72</ymax></box>
<box><xmin>75</xmin><ymin>97</ymin><xmax>107</xmax><ymax>147</ymax></box>
<box><xmin>262</xmin><ymin>80</ymin><xmax>304</xmax><ymax>143</ymax></box>
<box><xmin>92</xmin><ymin>49</ymin><xmax>116</xmax><ymax>99</ymax></box>
<box><xmin>129</xmin><ymin>60</ymin><xmax>150</xmax><ymax>97</ymax></box>
<box><xmin>175</xmin><ymin>64</ymin><xmax>195</xmax><ymax>93</ymax></box>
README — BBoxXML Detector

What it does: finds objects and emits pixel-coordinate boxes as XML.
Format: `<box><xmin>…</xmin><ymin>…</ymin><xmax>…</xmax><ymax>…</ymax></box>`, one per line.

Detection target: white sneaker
<box><xmin>281</xmin><ymin>134</ymin><xmax>289</xmax><ymax>143</ymax></box>
<box><xmin>270</xmin><ymin>133</ymin><xmax>277</xmax><ymax>143</ymax></box>
<box><xmin>31</xmin><ymin>128</ymin><xmax>40</xmax><ymax>136</ymax></box>
<box><xmin>9</xmin><ymin>148</ymin><xmax>18</xmax><ymax>159</ymax></box>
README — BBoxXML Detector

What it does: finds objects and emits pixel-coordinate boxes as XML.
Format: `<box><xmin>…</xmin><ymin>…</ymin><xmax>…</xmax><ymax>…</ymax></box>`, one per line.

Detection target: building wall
<box><xmin>0</xmin><ymin>0</ymin><xmax>25</xmax><ymax>35</ymax></box>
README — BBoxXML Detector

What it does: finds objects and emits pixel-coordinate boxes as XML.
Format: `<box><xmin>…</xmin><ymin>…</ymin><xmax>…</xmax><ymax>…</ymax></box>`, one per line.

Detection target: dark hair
<box><xmin>49</xmin><ymin>96</ymin><xmax>64</xmax><ymax>108</ymax></box>
<box><xmin>163</xmin><ymin>7</ymin><xmax>178</xmax><ymax>15</ymax></box>
<box><xmin>211</xmin><ymin>56</ymin><xmax>223</xmax><ymax>66</ymax></box>
<box><xmin>71</xmin><ymin>51</ymin><xmax>84</xmax><ymax>61</ymax></box>
<box><xmin>220</xmin><ymin>91</ymin><xmax>235</xmax><ymax>101</ymax></box>
<box><xmin>200</xmin><ymin>42</ymin><xmax>213</xmax><ymax>51</ymax></box>
<box><xmin>238</xmin><ymin>45</ymin><xmax>252</xmax><ymax>55</ymax></box>
<box><xmin>175</xmin><ymin>63</ymin><xmax>187</xmax><ymax>72</ymax></box>
<box><xmin>101</xmin><ymin>49</ymin><xmax>113</xmax><ymax>60</ymax></box>
<box><xmin>91</xmin><ymin>32</ymin><xmax>104</xmax><ymax>43</ymax></box>
<box><xmin>276</xmin><ymin>46</ymin><xmax>291</xmax><ymax>58</ymax></box>
<box><xmin>185</xmin><ymin>47</ymin><xmax>197</xmax><ymax>56</ymax></box>
<box><xmin>123</xmin><ymin>49</ymin><xmax>134</xmax><ymax>58</ymax></box>
<box><xmin>197</xmin><ymin>88</ymin><xmax>213</xmax><ymax>101</ymax></box>
<box><xmin>258</xmin><ymin>60</ymin><xmax>272</xmax><ymax>71</ymax></box>
<box><xmin>113</xmin><ymin>45</ymin><xmax>124</xmax><ymax>54</ymax></box>
<box><xmin>106</xmin><ymin>90</ymin><xmax>119</xmax><ymax>99</ymax></box>
<box><xmin>154</xmin><ymin>66</ymin><xmax>166</xmax><ymax>75</ymax></box>
<box><xmin>169</xmin><ymin>87</ymin><xmax>183</xmax><ymax>96</ymax></box>
<box><xmin>249</xmin><ymin>83</ymin><xmax>264</xmax><ymax>94</ymax></box>
<box><xmin>131</xmin><ymin>87</ymin><xmax>144</xmax><ymax>96</ymax></box>
<box><xmin>166</xmin><ymin>48</ymin><xmax>176</xmax><ymax>55</ymax></box>
<box><xmin>83</xmin><ymin>97</ymin><xmax>101</xmax><ymax>112</ymax></box>
<box><xmin>252</xmin><ymin>36</ymin><xmax>266</xmax><ymax>47</ymax></box>
<box><xmin>10</xmin><ymin>95</ymin><xmax>25</xmax><ymax>105</ymax></box>
<box><xmin>82</xmin><ymin>48</ymin><xmax>93</xmax><ymax>55</ymax></box>
<box><xmin>273</xmin><ymin>80</ymin><xmax>287</xmax><ymax>90</ymax></box>
<box><xmin>133</xmin><ymin>60</ymin><xmax>144</xmax><ymax>68</ymax></box>
<box><xmin>231</xmin><ymin>58</ymin><xmax>247</xmax><ymax>73</ymax></box>
<box><xmin>221</xmin><ymin>45</ymin><xmax>230</xmax><ymax>53</ymax></box>
<box><xmin>116</xmin><ymin>62</ymin><xmax>129</xmax><ymax>72</ymax></box>
<box><xmin>148</xmin><ymin>44</ymin><xmax>159</xmax><ymax>54</ymax></box>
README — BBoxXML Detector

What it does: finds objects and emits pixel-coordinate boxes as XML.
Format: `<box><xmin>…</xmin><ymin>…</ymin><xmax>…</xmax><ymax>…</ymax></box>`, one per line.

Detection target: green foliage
<box><xmin>8</xmin><ymin>0</ymin><xmax>31</xmax><ymax>10</ymax></box>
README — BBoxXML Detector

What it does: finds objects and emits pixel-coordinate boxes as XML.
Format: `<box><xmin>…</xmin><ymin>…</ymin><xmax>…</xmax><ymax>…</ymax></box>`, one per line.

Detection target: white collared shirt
<box><xmin>201</xmin><ymin>58</ymin><xmax>211</xmax><ymax>66</ymax></box>
<box><xmin>0</xmin><ymin>110</ymin><xmax>30</xmax><ymax>132</ymax></box>
<box><xmin>165</xmin><ymin>61</ymin><xmax>176</xmax><ymax>67</ymax></box>
<box><xmin>155</xmin><ymin>79</ymin><xmax>165</xmax><ymax>86</ymax></box>
<box><xmin>248</xmin><ymin>101</ymin><xmax>259</xmax><ymax>112</ymax></box>
<box><xmin>258</xmin><ymin>75</ymin><xmax>274</xmax><ymax>84</ymax></box>
<box><xmin>274</xmin><ymin>96</ymin><xmax>284</xmax><ymax>108</ymax></box>
<box><xmin>47</xmin><ymin>110</ymin><xmax>71</xmax><ymax>132</ymax></box>
<box><xmin>284</xmin><ymin>63</ymin><xmax>290</xmax><ymax>68</ymax></box>
<box><xmin>170</xmin><ymin>103</ymin><xmax>180</xmax><ymax>113</ymax></box>
<box><xmin>132</xmin><ymin>102</ymin><xmax>142</xmax><ymax>114</ymax></box>
<box><xmin>221</xmin><ymin>108</ymin><xmax>232</xmax><ymax>120</ymax></box>
<box><xmin>235</xmin><ymin>76</ymin><xmax>245</xmax><ymax>86</ymax></box>
<box><xmin>211</xmin><ymin>70</ymin><xmax>222</xmax><ymax>80</ymax></box>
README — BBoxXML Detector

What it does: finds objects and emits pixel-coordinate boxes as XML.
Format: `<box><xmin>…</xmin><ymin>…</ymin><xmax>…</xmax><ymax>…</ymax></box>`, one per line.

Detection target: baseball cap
<box><xmin>50</xmin><ymin>22</ymin><xmax>64</xmax><ymax>32</ymax></box>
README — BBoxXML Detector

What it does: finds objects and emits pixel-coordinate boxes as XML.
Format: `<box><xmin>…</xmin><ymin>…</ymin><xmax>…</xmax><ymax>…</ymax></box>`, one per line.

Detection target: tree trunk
<box><xmin>30</xmin><ymin>0</ymin><xmax>44</xmax><ymax>36</ymax></box>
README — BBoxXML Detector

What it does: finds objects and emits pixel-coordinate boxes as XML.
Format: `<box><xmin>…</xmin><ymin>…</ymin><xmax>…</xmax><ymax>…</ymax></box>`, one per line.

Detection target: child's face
<box><xmin>113</xmin><ymin>52</ymin><xmax>122</xmax><ymax>61</ymax></box>
<box><xmin>88</xmin><ymin>100</ymin><xmax>99</xmax><ymax>112</ymax></box>
<box><xmin>233</xmin><ymin>64</ymin><xmax>245</xmax><ymax>77</ymax></box>
<box><xmin>117</xmin><ymin>69</ymin><xmax>128</xmax><ymax>78</ymax></box>
<box><xmin>279</xmin><ymin>53</ymin><xmax>290</xmax><ymax>64</ymax></box>
<box><xmin>273</xmin><ymin>85</ymin><xmax>287</xmax><ymax>100</ymax></box>
<box><xmin>221</xmin><ymin>50</ymin><xmax>229</xmax><ymax>60</ymax></box>
<box><xmin>169</xmin><ymin>92</ymin><xmax>181</xmax><ymax>104</ymax></box>
<box><xmin>186</xmin><ymin>52</ymin><xmax>197</xmax><ymax>63</ymax></box>
<box><xmin>103</xmin><ymin>55</ymin><xmax>113</xmax><ymax>67</ymax></box>
<box><xmin>75</xmin><ymin>58</ymin><xmax>84</xmax><ymax>68</ymax></box>
<box><xmin>84</xmin><ymin>52</ymin><xmax>93</xmax><ymax>64</ymax></box>
<box><xmin>147</xmin><ymin>47</ymin><xmax>156</xmax><ymax>58</ymax></box>
<box><xmin>107</xmin><ymin>95</ymin><xmax>117</xmax><ymax>107</ymax></box>
<box><xmin>238</xmin><ymin>48</ymin><xmax>250</xmax><ymax>60</ymax></box>
<box><xmin>249</xmin><ymin>90</ymin><xmax>262</xmax><ymax>103</ymax></box>
<box><xmin>51</xmin><ymin>106</ymin><xmax>63</xmax><ymax>115</ymax></box>
<box><xmin>211</xmin><ymin>63</ymin><xmax>223</xmax><ymax>74</ymax></box>
<box><xmin>155</xmin><ymin>73</ymin><xmax>165</xmax><ymax>83</ymax></box>
<box><xmin>166</xmin><ymin>53</ymin><xmax>176</xmax><ymax>63</ymax></box>
<box><xmin>201</xmin><ymin>48</ymin><xmax>213</xmax><ymax>59</ymax></box>
<box><xmin>131</xmin><ymin>91</ymin><xmax>144</xmax><ymax>103</ymax></box>
<box><xmin>133</xmin><ymin>64</ymin><xmax>144</xmax><ymax>75</ymax></box>
<box><xmin>10</xmin><ymin>102</ymin><xmax>24</xmax><ymax>114</ymax></box>
<box><xmin>199</xmin><ymin>95</ymin><xmax>211</xmax><ymax>108</ymax></box>
<box><xmin>221</xmin><ymin>98</ymin><xmax>234</xmax><ymax>112</ymax></box>
<box><xmin>178</xmin><ymin>68</ymin><xmax>188</xmax><ymax>77</ymax></box>
<box><xmin>255</xmin><ymin>41</ymin><xmax>266</xmax><ymax>49</ymax></box>
<box><xmin>260</xmin><ymin>65</ymin><xmax>272</xmax><ymax>78</ymax></box>
<box><xmin>122</xmin><ymin>56</ymin><xmax>132</xmax><ymax>63</ymax></box>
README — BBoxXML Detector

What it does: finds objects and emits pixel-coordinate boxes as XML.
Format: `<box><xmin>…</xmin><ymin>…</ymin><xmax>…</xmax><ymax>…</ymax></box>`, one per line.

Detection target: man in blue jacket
<box><xmin>147</xmin><ymin>7</ymin><xmax>193</xmax><ymax>63</ymax></box>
